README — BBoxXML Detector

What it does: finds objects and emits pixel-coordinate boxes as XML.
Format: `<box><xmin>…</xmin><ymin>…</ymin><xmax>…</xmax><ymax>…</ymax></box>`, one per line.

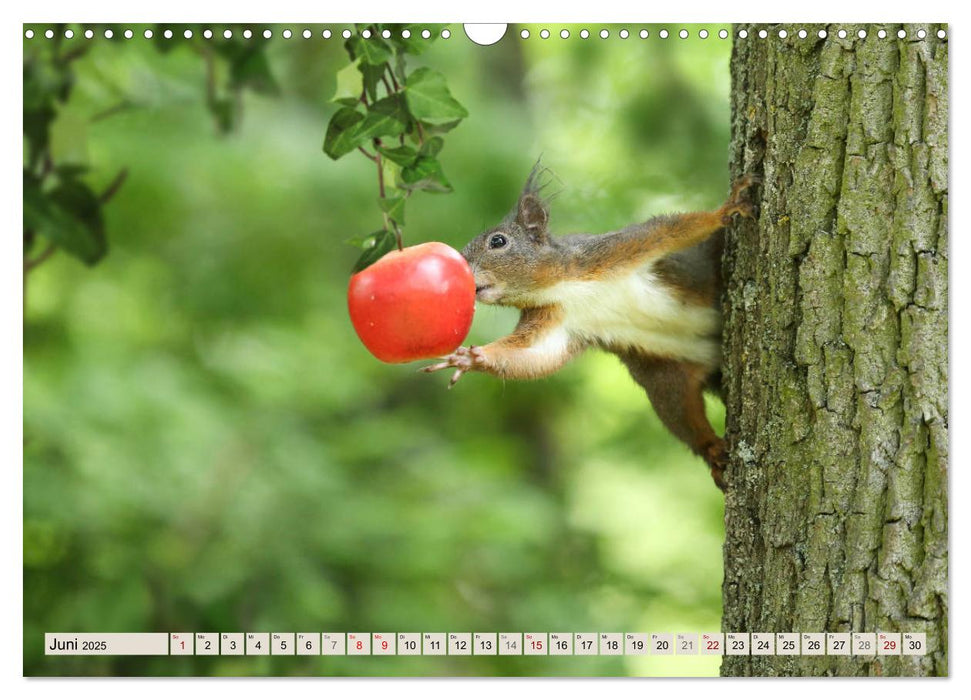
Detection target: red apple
<box><xmin>348</xmin><ymin>241</ymin><xmax>476</xmax><ymax>363</ymax></box>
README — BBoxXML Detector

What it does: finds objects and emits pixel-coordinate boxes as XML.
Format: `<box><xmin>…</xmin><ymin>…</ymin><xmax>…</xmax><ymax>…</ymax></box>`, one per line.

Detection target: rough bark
<box><xmin>721</xmin><ymin>23</ymin><xmax>948</xmax><ymax>676</ymax></box>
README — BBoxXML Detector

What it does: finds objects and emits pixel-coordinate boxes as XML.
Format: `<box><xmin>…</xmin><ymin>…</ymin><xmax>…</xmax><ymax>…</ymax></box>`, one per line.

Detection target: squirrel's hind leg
<box><xmin>619</xmin><ymin>353</ymin><xmax>727</xmax><ymax>491</ymax></box>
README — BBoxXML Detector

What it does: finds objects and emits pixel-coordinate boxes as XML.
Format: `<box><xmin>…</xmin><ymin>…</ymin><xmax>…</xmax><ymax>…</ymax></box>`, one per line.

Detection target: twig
<box><xmin>375</xmin><ymin>140</ymin><xmax>386</xmax><ymax>199</ymax></box>
<box><xmin>91</xmin><ymin>100</ymin><xmax>134</xmax><ymax>123</ymax></box>
<box><xmin>24</xmin><ymin>243</ymin><xmax>57</xmax><ymax>273</ymax></box>
<box><xmin>59</xmin><ymin>44</ymin><xmax>90</xmax><ymax>65</ymax></box>
<box><xmin>386</xmin><ymin>65</ymin><xmax>400</xmax><ymax>92</ymax></box>
<box><xmin>374</xmin><ymin>142</ymin><xmax>403</xmax><ymax>251</ymax></box>
<box><xmin>99</xmin><ymin>168</ymin><xmax>128</xmax><ymax>204</ymax></box>
<box><xmin>357</xmin><ymin>146</ymin><xmax>378</xmax><ymax>162</ymax></box>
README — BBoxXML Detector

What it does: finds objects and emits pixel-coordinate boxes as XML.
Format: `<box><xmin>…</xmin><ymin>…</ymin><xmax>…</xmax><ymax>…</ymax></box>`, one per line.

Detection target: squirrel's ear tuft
<box><xmin>517</xmin><ymin>193</ymin><xmax>549</xmax><ymax>241</ymax></box>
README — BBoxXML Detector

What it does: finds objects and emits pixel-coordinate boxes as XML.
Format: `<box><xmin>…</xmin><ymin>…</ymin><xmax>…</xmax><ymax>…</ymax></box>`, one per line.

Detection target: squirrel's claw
<box><xmin>449</xmin><ymin>368</ymin><xmax>465</xmax><ymax>388</ymax></box>
<box><xmin>722</xmin><ymin>174</ymin><xmax>761</xmax><ymax>224</ymax></box>
<box><xmin>421</xmin><ymin>346</ymin><xmax>487</xmax><ymax>388</ymax></box>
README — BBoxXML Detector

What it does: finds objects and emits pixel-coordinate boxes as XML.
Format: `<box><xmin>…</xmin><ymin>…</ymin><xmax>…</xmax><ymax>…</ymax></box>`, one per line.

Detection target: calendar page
<box><xmin>22</xmin><ymin>18</ymin><xmax>948</xmax><ymax>679</ymax></box>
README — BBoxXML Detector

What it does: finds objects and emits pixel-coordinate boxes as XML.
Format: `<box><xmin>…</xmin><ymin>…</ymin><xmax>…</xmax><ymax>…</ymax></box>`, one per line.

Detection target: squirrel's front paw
<box><xmin>703</xmin><ymin>440</ymin><xmax>729</xmax><ymax>493</ymax></box>
<box><xmin>421</xmin><ymin>345</ymin><xmax>489</xmax><ymax>388</ymax></box>
<box><xmin>721</xmin><ymin>174</ymin><xmax>761</xmax><ymax>224</ymax></box>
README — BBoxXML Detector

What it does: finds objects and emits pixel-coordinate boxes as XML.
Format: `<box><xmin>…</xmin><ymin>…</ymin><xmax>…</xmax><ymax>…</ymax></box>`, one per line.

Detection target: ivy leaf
<box><xmin>332</xmin><ymin>60</ymin><xmax>364</xmax><ymax>106</ymax></box>
<box><xmin>351</xmin><ymin>229</ymin><xmax>397</xmax><ymax>273</ymax></box>
<box><xmin>376</xmin><ymin>144</ymin><xmax>418</xmax><ymax>167</ymax></box>
<box><xmin>380</xmin><ymin>156</ymin><xmax>401</xmax><ymax>191</ymax></box>
<box><xmin>393</xmin><ymin>52</ymin><xmax>408</xmax><ymax>84</ymax></box>
<box><xmin>401</xmin><ymin>156</ymin><xmax>452</xmax><ymax>193</ymax></box>
<box><xmin>419</xmin><ymin>119</ymin><xmax>463</xmax><ymax>135</ymax></box>
<box><xmin>387</xmin><ymin>24</ymin><xmax>443</xmax><ymax>55</ymax></box>
<box><xmin>344</xmin><ymin>229</ymin><xmax>382</xmax><ymax>247</ymax></box>
<box><xmin>360</xmin><ymin>63</ymin><xmax>387</xmax><ymax>103</ymax></box>
<box><xmin>24</xmin><ymin>173</ymin><xmax>107</xmax><ymax>265</ymax></box>
<box><xmin>379</xmin><ymin>196</ymin><xmax>406</xmax><ymax>225</ymax></box>
<box><xmin>323</xmin><ymin>107</ymin><xmax>366</xmax><ymax>159</ymax></box>
<box><xmin>355</xmin><ymin>95</ymin><xmax>409</xmax><ymax>142</ymax></box>
<box><xmin>345</xmin><ymin>35</ymin><xmax>393</xmax><ymax>66</ymax></box>
<box><xmin>404</xmin><ymin>68</ymin><xmax>468</xmax><ymax>125</ymax></box>
<box><xmin>419</xmin><ymin>136</ymin><xmax>444</xmax><ymax>159</ymax></box>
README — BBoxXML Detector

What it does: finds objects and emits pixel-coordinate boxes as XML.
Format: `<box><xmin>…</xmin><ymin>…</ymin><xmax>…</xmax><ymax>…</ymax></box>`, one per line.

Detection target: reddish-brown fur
<box><xmin>426</xmin><ymin>171</ymin><xmax>760</xmax><ymax>491</ymax></box>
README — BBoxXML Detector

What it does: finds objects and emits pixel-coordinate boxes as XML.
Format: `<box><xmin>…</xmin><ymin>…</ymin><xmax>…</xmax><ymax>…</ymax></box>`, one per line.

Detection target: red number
<box><xmin>707</xmin><ymin>641</ymin><xmax>718</xmax><ymax>650</ymax></box>
<box><xmin>382</xmin><ymin>641</ymin><xmax>388</xmax><ymax>650</ymax></box>
<box><xmin>356</xmin><ymin>641</ymin><xmax>363</xmax><ymax>650</ymax></box>
<box><xmin>884</xmin><ymin>640</ymin><xmax>896</xmax><ymax>650</ymax></box>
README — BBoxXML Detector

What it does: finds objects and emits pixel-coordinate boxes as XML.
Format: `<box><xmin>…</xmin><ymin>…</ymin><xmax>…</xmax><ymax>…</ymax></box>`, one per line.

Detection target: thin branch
<box><xmin>380</xmin><ymin>74</ymin><xmax>394</xmax><ymax>97</ymax></box>
<box><xmin>59</xmin><ymin>44</ymin><xmax>90</xmax><ymax>65</ymax></box>
<box><xmin>91</xmin><ymin>100</ymin><xmax>134</xmax><ymax>123</ymax></box>
<box><xmin>357</xmin><ymin>146</ymin><xmax>378</xmax><ymax>162</ymax></box>
<box><xmin>386</xmin><ymin>65</ymin><xmax>401</xmax><ymax>92</ymax></box>
<box><xmin>24</xmin><ymin>243</ymin><xmax>57</xmax><ymax>273</ymax></box>
<box><xmin>99</xmin><ymin>168</ymin><xmax>128</xmax><ymax>204</ymax></box>
<box><xmin>374</xmin><ymin>142</ymin><xmax>404</xmax><ymax>251</ymax></box>
<box><xmin>375</xmin><ymin>140</ymin><xmax>386</xmax><ymax>200</ymax></box>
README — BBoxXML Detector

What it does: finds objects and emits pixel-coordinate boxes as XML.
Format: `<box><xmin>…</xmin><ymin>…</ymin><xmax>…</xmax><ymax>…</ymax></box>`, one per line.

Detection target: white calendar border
<box><xmin>6</xmin><ymin>2</ymin><xmax>962</xmax><ymax>700</ymax></box>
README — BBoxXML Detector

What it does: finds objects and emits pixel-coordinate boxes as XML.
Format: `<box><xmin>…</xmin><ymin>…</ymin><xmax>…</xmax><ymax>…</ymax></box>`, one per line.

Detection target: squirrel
<box><xmin>423</xmin><ymin>164</ymin><xmax>760</xmax><ymax>491</ymax></box>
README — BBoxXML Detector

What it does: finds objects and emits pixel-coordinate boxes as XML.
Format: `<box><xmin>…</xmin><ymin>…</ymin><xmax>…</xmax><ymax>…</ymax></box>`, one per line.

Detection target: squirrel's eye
<box><xmin>489</xmin><ymin>233</ymin><xmax>508</xmax><ymax>249</ymax></box>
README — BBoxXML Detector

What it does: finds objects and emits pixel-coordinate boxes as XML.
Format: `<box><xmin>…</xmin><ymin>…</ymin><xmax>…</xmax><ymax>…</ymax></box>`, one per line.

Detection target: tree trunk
<box><xmin>721</xmin><ymin>23</ymin><xmax>948</xmax><ymax>677</ymax></box>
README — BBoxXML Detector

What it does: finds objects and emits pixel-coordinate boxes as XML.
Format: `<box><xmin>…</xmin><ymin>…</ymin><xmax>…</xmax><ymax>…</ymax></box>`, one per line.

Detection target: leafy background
<box><xmin>23</xmin><ymin>23</ymin><xmax>731</xmax><ymax>676</ymax></box>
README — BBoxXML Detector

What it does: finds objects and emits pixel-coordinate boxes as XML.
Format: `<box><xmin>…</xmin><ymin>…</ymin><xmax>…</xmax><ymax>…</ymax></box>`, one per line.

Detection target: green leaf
<box><xmin>24</xmin><ymin>173</ymin><xmax>107</xmax><ymax>265</ymax></box>
<box><xmin>387</xmin><ymin>24</ymin><xmax>443</xmax><ymax>55</ymax></box>
<box><xmin>344</xmin><ymin>229</ymin><xmax>382</xmax><ymax>247</ymax></box>
<box><xmin>381</xmin><ymin>156</ymin><xmax>401</xmax><ymax>191</ymax></box>
<box><xmin>323</xmin><ymin>107</ymin><xmax>366</xmax><ymax>160</ymax></box>
<box><xmin>355</xmin><ymin>95</ymin><xmax>409</xmax><ymax>142</ymax></box>
<box><xmin>23</xmin><ymin>105</ymin><xmax>56</xmax><ymax>168</ymax></box>
<box><xmin>345</xmin><ymin>35</ymin><xmax>393</xmax><ymax>66</ymax></box>
<box><xmin>54</xmin><ymin>164</ymin><xmax>90</xmax><ymax>180</ymax></box>
<box><xmin>360</xmin><ymin>63</ymin><xmax>387</xmax><ymax>103</ymax></box>
<box><xmin>420</xmin><ymin>119</ymin><xmax>463</xmax><ymax>135</ymax></box>
<box><xmin>376</xmin><ymin>144</ymin><xmax>418</xmax><ymax>167</ymax></box>
<box><xmin>228</xmin><ymin>48</ymin><xmax>279</xmax><ymax>96</ymax></box>
<box><xmin>394</xmin><ymin>52</ymin><xmax>408</xmax><ymax>84</ymax></box>
<box><xmin>419</xmin><ymin>136</ymin><xmax>444</xmax><ymax>158</ymax></box>
<box><xmin>400</xmin><ymin>156</ymin><xmax>452</xmax><ymax>193</ymax></box>
<box><xmin>404</xmin><ymin>67</ymin><xmax>468</xmax><ymax>125</ymax></box>
<box><xmin>351</xmin><ymin>229</ymin><xmax>397</xmax><ymax>273</ymax></box>
<box><xmin>378</xmin><ymin>196</ymin><xmax>406</xmax><ymax>225</ymax></box>
<box><xmin>332</xmin><ymin>60</ymin><xmax>363</xmax><ymax>105</ymax></box>
<box><xmin>208</xmin><ymin>96</ymin><xmax>237</xmax><ymax>133</ymax></box>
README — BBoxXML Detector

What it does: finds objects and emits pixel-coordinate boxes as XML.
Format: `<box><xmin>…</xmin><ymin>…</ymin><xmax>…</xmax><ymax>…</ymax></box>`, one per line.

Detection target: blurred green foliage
<box><xmin>23</xmin><ymin>23</ymin><xmax>731</xmax><ymax>677</ymax></box>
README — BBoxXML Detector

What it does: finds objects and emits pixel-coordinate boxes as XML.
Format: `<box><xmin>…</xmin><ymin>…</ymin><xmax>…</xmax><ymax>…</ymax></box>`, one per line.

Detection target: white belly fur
<box><xmin>533</xmin><ymin>264</ymin><xmax>721</xmax><ymax>368</ymax></box>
